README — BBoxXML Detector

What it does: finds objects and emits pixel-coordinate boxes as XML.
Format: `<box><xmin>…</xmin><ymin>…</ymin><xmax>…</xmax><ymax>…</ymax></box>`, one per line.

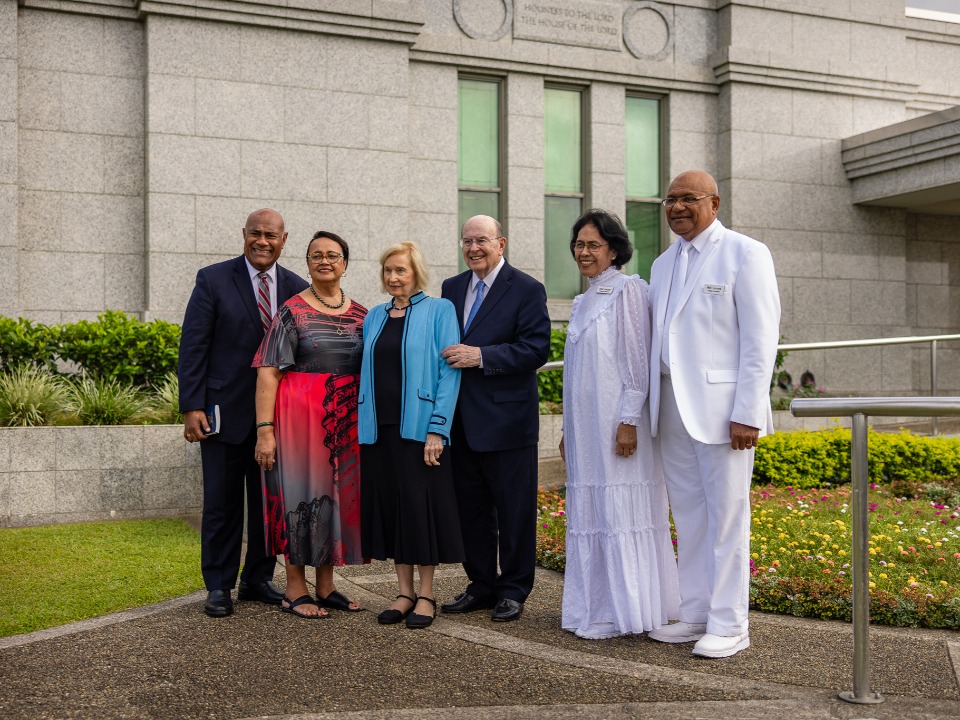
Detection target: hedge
<box><xmin>537</xmin><ymin>326</ymin><xmax>566</xmax><ymax>405</ymax></box>
<box><xmin>0</xmin><ymin>311</ymin><xmax>181</xmax><ymax>388</ymax></box>
<box><xmin>753</xmin><ymin>428</ymin><xmax>960</xmax><ymax>489</ymax></box>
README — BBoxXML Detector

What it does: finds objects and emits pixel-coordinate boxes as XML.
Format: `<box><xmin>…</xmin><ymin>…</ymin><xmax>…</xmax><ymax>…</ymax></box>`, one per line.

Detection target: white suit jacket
<box><xmin>649</xmin><ymin>220</ymin><xmax>781</xmax><ymax>445</ymax></box>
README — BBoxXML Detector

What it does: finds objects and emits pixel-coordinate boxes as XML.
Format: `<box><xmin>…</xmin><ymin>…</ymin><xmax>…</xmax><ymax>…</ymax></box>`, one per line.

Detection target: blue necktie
<box><xmin>464</xmin><ymin>280</ymin><xmax>486</xmax><ymax>333</ymax></box>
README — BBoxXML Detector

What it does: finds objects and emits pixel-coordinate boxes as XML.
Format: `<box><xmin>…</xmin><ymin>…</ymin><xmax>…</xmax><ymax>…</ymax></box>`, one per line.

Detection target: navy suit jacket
<box><xmin>441</xmin><ymin>263</ymin><xmax>551</xmax><ymax>453</ymax></box>
<box><xmin>178</xmin><ymin>255</ymin><xmax>308</xmax><ymax>445</ymax></box>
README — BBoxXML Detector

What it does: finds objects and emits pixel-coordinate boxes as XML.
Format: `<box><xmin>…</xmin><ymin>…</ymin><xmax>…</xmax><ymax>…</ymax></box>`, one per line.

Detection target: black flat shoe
<box><xmin>440</xmin><ymin>592</ymin><xmax>495</xmax><ymax>614</ymax></box>
<box><xmin>203</xmin><ymin>590</ymin><xmax>233</xmax><ymax>618</ymax></box>
<box><xmin>237</xmin><ymin>580</ymin><xmax>283</xmax><ymax>605</ymax></box>
<box><xmin>377</xmin><ymin>594</ymin><xmax>416</xmax><ymax>625</ymax></box>
<box><xmin>406</xmin><ymin>596</ymin><xmax>436</xmax><ymax>629</ymax></box>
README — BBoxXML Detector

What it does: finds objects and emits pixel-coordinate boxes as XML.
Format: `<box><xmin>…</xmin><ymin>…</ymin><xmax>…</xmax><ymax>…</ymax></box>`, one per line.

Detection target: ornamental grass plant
<box><xmin>147</xmin><ymin>371</ymin><xmax>183</xmax><ymax>425</ymax></box>
<box><xmin>0</xmin><ymin>365</ymin><xmax>72</xmax><ymax>426</ymax></box>
<box><xmin>536</xmin><ymin>477</ymin><xmax>960</xmax><ymax>629</ymax></box>
<box><xmin>67</xmin><ymin>373</ymin><xmax>153</xmax><ymax>426</ymax></box>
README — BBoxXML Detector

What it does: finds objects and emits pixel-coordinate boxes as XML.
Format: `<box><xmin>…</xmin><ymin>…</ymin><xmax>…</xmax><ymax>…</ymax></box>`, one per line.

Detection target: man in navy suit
<box><xmin>440</xmin><ymin>214</ymin><xmax>551</xmax><ymax>622</ymax></box>
<box><xmin>178</xmin><ymin>208</ymin><xmax>308</xmax><ymax>617</ymax></box>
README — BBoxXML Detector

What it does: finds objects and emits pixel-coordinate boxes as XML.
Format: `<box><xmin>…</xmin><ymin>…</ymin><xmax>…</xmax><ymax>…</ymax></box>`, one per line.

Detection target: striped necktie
<box><xmin>257</xmin><ymin>272</ymin><xmax>272</xmax><ymax>332</ymax></box>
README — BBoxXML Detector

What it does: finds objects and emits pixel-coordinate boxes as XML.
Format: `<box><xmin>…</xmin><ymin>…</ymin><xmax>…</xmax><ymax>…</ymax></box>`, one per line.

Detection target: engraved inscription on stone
<box><xmin>514</xmin><ymin>0</ymin><xmax>622</xmax><ymax>51</ymax></box>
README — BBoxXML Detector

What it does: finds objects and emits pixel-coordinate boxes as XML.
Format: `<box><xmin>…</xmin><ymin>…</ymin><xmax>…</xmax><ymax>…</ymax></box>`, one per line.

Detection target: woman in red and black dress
<box><xmin>252</xmin><ymin>231</ymin><xmax>367</xmax><ymax>619</ymax></box>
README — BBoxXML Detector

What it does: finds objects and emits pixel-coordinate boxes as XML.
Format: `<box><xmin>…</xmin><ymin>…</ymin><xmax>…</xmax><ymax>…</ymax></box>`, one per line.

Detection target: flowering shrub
<box><xmin>536</xmin><ymin>481</ymin><xmax>960</xmax><ymax>629</ymax></box>
<box><xmin>536</xmin><ymin>489</ymin><xmax>567</xmax><ymax>572</ymax></box>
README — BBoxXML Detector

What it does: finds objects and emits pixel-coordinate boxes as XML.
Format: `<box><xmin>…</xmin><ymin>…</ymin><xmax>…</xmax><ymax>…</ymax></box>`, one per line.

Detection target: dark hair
<box><xmin>569</xmin><ymin>208</ymin><xmax>633</xmax><ymax>268</ymax></box>
<box><xmin>308</xmin><ymin>231</ymin><xmax>349</xmax><ymax>266</ymax></box>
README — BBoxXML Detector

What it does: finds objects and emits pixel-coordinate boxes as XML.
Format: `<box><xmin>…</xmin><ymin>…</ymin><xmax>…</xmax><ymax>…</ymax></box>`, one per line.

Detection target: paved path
<box><xmin>1</xmin><ymin>560</ymin><xmax>959</xmax><ymax>720</ymax></box>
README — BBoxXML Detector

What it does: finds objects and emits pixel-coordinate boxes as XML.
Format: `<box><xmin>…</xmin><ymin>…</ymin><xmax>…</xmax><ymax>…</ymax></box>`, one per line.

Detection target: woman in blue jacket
<box><xmin>359</xmin><ymin>241</ymin><xmax>463</xmax><ymax>629</ymax></box>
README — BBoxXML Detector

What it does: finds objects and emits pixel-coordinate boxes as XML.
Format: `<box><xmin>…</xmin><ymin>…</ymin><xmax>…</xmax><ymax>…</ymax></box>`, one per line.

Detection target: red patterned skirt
<box><xmin>262</xmin><ymin>371</ymin><xmax>366</xmax><ymax>566</ymax></box>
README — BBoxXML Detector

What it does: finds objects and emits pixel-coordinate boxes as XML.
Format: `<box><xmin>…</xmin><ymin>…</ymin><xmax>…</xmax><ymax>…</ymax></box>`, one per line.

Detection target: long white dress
<box><xmin>561</xmin><ymin>266</ymin><xmax>680</xmax><ymax>638</ymax></box>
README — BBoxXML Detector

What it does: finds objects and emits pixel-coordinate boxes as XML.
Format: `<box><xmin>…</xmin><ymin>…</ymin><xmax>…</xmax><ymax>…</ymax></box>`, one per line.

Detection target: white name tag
<box><xmin>703</xmin><ymin>283</ymin><xmax>726</xmax><ymax>295</ymax></box>
<box><xmin>596</xmin><ymin>286</ymin><xmax>613</xmax><ymax>294</ymax></box>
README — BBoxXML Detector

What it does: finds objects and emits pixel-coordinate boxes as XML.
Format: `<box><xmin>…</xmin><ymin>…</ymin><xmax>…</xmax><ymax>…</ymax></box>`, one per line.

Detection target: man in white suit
<box><xmin>647</xmin><ymin>170</ymin><xmax>780</xmax><ymax>658</ymax></box>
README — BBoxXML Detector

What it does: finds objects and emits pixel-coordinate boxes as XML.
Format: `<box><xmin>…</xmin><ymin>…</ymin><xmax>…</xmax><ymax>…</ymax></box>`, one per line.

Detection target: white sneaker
<box><xmin>692</xmin><ymin>632</ymin><xmax>750</xmax><ymax>658</ymax></box>
<box><xmin>647</xmin><ymin>621</ymin><xmax>707</xmax><ymax>643</ymax></box>
<box><xmin>574</xmin><ymin>623</ymin><xmax>622</xmax><ymax>640</ymax></box>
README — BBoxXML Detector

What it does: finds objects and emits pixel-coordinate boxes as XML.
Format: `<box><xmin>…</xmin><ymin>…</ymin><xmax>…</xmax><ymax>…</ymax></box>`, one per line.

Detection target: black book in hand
<box><xmin>204</xmin><ymin>404</ymin><xmax>221</xmax><ymax>436</ymax></box>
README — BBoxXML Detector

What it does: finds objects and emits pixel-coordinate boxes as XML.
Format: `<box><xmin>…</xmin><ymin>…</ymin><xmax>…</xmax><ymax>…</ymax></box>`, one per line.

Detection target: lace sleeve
<box><xmin>616</xmin><ymin>276</ymin><xmax>650</xmax><ymax>426</ymax></box>
<box><xmin>251</xmin><ymin>302</ymin><xmax>298</xmax><ymax>371</ymax></box>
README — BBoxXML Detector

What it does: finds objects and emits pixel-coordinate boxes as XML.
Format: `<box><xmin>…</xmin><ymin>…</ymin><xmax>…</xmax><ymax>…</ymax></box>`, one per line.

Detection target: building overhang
<box><xmin>841</xmin><ymin>106</ymin><xmax>960</xmax><ymax>215</ymax></box>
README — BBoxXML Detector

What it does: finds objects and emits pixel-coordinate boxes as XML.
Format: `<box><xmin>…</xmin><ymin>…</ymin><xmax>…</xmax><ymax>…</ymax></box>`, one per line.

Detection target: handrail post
<box><xmin>931</xmin><ymin>339</ymin><xmax>939</xmax><ymax>436</ymax></box>
<box><xmin>838</xmin><ymin>412</ymin><xmax>883</xmax><ymax>705</ymax></box>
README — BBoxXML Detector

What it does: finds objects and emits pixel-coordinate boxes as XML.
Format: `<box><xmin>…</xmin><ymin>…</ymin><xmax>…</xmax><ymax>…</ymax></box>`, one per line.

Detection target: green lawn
<box><xmin>0</xmin><ymin>519</ymin><xmax>203</xmax><ymax>638</ymax></box>
<box><xmin>537</xmin><ymin>480</ymin><xmax>960</xmax><ymax>629</ymax></box>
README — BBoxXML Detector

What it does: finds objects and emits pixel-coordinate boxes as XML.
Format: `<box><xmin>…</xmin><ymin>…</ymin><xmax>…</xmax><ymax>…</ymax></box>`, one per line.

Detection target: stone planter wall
<box><xmin>4</xmin><ymin>412</ymin><xmax>927</xmax><ymax>526</ymax></box>
<box><xmin>0</xmin><ymin>426</ymin><xmax>201</xmax><ymax>528</ymax></box>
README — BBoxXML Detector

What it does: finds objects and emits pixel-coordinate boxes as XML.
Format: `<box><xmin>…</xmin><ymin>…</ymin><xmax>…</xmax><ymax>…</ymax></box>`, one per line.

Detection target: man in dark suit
<box><xmin>440</xmin><ymin>214</ymin><xmax>551</xmax><ymax>622</ymax></box>
<box><xmin>178</xmin><ymin>208</ymin><xmax>308</xmax><ymax>617</ymax></box>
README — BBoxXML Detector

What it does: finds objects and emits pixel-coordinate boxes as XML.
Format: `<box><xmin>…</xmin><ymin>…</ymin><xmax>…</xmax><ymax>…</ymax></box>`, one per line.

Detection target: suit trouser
<box><xmin>199</xmin><ymin>428</ymin><xmax>276</xmax><ymax>592</ymax></box>
<box><xmin>451</xmin><ymin>421</ymin><xmax>538</xmax><ymax>603</ymax></box>
<box><xmin>658</xmin><ymin>376</ymin><xmax>753</xmax><ymax>636</ymax></box>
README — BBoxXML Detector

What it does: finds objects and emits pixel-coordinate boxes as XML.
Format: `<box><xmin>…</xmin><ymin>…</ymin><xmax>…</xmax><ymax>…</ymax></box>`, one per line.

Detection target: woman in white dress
<box><xmin>559</xmin><ymin>208</ymin><xmax>680</xmax><ymax>640</ymax></box>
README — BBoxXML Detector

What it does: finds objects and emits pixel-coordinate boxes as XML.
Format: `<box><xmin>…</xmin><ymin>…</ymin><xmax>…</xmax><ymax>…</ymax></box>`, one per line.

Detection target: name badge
<box><xmin>703</xmin><ymin>283</ymin><xmax>726</xmax><ymax>295</ymax></box>
<box><xmin>596</xmin><ymin>286</ymin><xmax>613</xmax><ymax>294</ymax></box>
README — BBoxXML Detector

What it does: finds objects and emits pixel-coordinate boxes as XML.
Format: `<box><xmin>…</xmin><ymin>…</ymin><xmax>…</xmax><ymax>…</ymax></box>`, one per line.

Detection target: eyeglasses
<box><xmin>459</xmin><ymin>236</ymin><xmax>501</xmax><ymax>248</ymax></box>
<box><xmin>661</xmin><ymin>194</ymin><xmax>715</xmax><ymax>209</ymax></box>
<box><xmin>307</xmin><ymin>252</ymin><xmax>344</xmax><ymax>263</ymax></box>
<box><xmin>573</xmin><ymin>241</ymin><xmax>608</xmax><ymax>253</ymax></box>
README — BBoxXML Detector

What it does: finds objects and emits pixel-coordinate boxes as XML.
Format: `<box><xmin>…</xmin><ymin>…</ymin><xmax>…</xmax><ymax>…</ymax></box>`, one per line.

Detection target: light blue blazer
<box><xmin>358</xmin><ymin>292</ymin><xmax>461</xmax><ymax>445</ymax></box>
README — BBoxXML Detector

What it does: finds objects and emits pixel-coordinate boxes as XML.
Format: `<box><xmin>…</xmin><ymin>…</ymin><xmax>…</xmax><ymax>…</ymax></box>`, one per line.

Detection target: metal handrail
<box><xmin>791</xmin><ymin>396</ymin><xmax>960</xmax><ymax>706</ymax></box>
<box><xmin>777</xmin><ymin>333</ymin><xmax>960</xmax><ymax>351</ymax></box>
<box><xmin>538</xmin><ymin>332</ymin><xmax>960</xmax><ymax>433</ymax></box>
<box><xmin>776</xmin><ymin>333</ymin><xmax>960</xmax><ymax>435</ymax></box>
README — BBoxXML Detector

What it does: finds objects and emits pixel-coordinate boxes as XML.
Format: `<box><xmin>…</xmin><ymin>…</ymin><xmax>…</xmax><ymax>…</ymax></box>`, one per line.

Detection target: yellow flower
<box><xmin>879</xmin><ymin>573</ymin><xmax>887</xmax><ymax>579</ymax></box>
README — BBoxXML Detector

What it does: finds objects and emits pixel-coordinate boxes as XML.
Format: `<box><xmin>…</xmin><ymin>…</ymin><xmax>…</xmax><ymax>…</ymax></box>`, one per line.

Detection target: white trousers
<box><xmin>658</xmin><ymin>376</ymin><xmax>753</xmax><ymax>636</ymax></box>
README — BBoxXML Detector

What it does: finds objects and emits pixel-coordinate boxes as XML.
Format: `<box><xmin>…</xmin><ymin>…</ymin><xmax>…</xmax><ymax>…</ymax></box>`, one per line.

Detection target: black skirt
<box><xmin>360</xmin><ymin>425</ymin><xmax>465</xmax><ymax>566</ymax></box>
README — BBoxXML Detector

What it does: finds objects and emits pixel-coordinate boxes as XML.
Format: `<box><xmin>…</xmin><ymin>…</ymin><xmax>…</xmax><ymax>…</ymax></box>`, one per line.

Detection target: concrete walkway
<box><xmin>1</xmin><ymin>559</ymin><xmax>959</xmax><ymax>720</ymax></box>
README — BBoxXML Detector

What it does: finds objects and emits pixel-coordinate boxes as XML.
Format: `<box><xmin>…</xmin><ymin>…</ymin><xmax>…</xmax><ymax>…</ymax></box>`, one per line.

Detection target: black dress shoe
<box><xmin>491</xmin><ymin>598</ymin><xmax>523</xmax><ymax>622</ymax></box>
<box><xmin>237</xmin><ymin>580</ymin><xmax>283</xmax><ymax>605</ymax></box>
<box><xmin>204</xmin><ymin>590</ymin><xmax>233</xmax><ymax>618</ymax></box>
<box><xmin>440</xmin><ymin>592</ymin><xmax>495</xmax><ymax>614</ymax></box>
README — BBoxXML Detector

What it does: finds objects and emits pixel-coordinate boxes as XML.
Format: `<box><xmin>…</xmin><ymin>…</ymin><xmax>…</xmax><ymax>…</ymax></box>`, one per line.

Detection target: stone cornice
<box><xmin>712</xmin><ymin>47</ymin><xmax>918</xmax><ymax>103</ymax></box>
<box><xmin>842</xmin><ymin>107</ymin><xmax>960</xmax><ymax>181</ymax></box>
<box><xmin>409</xmin><ymin>47</ymin><xmax>718</xmax><ymax>96</ymax></box>
<box><xmin>19</xmin><ymin>0</ymin><xmax>139</xmax><ymax>20</ymax></box>
<box><xmin>18</xmin><ymin>0</ymin><xmax>425</xmax><ymax>44</ymax></box>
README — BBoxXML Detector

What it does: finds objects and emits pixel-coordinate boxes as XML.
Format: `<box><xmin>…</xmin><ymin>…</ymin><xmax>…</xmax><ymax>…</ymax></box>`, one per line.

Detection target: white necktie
<box><xmin>661</xmin><ymin>243</ymin><xmax>691</xmax><ymax>373</ymax></box>
<box><xmin>667</xmin><ymin>242</ymin><xmax>690</xmax><ymax>320</ymax></box>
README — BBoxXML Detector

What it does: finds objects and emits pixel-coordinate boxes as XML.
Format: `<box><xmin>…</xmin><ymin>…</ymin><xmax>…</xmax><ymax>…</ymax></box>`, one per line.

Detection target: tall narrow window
<box><xmin>544</xmin><ymin>87</ymin><xmax>584</xmax><ymax>299</ymax></box>
<box><xmin>624</xmin><ymin>95</ymin><xmax>662</xmax><ymax>280</ymax></box>
<box><xmin>459</xmin><ymin>78</ymin><xmax>501</xmax><ymax>266</ymax></box>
